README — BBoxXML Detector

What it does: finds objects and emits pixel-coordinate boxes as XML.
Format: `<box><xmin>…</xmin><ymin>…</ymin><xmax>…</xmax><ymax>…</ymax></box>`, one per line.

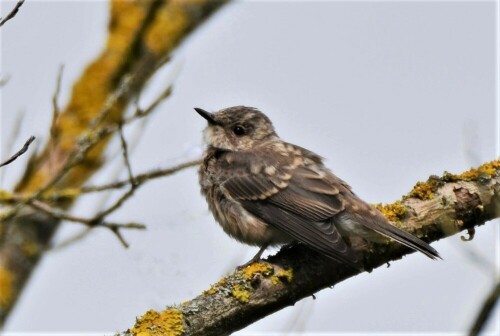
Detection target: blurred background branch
<box><xmin>0</xmin><ymin>0</ymin><xmax>227</xmax><ymax>326</ymax></box>
<box><xmin>469</xmin><ymin>278</ymin><xmax>500</xmax><ymax>336</ymax></box>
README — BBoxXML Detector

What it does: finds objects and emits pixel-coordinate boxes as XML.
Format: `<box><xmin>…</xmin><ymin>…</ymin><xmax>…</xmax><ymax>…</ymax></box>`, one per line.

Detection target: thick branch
<box><xmin>126</xmin><ymin>160</ymin><xmax>500</xmax><ymax>336</ymax></box>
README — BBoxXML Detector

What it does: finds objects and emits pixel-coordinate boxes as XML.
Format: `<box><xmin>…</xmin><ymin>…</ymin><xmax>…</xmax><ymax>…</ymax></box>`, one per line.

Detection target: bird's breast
<box><xmin>199</xmin><ymin>162</ymin><xmax>289</xmax><ymax>246</ymax></box>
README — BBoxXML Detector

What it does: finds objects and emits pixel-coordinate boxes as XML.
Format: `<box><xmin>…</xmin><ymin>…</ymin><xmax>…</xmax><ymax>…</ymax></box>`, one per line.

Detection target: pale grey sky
<box><xmin>1</xmin><ymin>1</ymin><xmax>498</xmax><ymax>334</ymax></box>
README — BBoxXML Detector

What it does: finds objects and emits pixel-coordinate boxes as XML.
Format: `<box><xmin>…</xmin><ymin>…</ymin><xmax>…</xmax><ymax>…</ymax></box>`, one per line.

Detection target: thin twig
<box><xmin>3</xmin><ymin>159</ymin><xmax>201</xmax><ymax>205</ymax></box>
<box><xmin>124</xmin><ymin>85</ymin><xmax>173</xmax><ymax>124</ymax></box>
<box><xmin>95</xmin><ymin>188</ymin><xmax>136</xmax><ymax>223</ymax></box>
<box><xmin>469</xmin><ymin>278</ymin><xmax>500</xmax><ymax>336</ymax></box>
<box><xmin>118</xmin><ymin>123</ymin><xmax>136</xmax><ymax>186</ymax></box>
<box><xmin>0</xmin><ymin>109</ymin><xmax>26</xmax><ymax>186</ymax></box>
<box><xmin>28</xmin><ymin>199</ymin><xmax>144</xmax><ymax>229</ymax></box>
<box><xmin>1</xmin><ymin>78</ymin><xmax>176</xmax><ymax>224</ymax></box>
<box><xmin>0</xmin><ymin>136</ymin><xmax>35</xmax><ymax>168</ymax></box>
<box><xmin>110</xmin><ymin>226</ymin><xmax>130</xmax><ymax>248</ymax></box>
<box><xmin>51</xmin><ymin>65</ymin><xmax>63</xmax><ymax>138</ymax></box>
<box><xmin>0</xmin><ymin>0</ymin><xmax>26</xmax><ymax>27</ymax></box>
<box><xmin>49</xmin><ymin>227</ymin><xmax>93</xmax><ymax>252</ymax></box>
<box><xmin>79</xmin><ymin>159</ymin><xmax>201</xmax><ymax>194</ymax></box>
<box><xmin>50</xmin><ymin>65</ymin><xmax>64</xmax><ymax>171</ymax></box>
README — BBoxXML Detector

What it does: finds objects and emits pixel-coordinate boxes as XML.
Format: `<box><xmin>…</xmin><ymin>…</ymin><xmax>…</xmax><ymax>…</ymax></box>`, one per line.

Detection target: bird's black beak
<box><xmin>194</xmin><ymin>107</ymin><xmax>217</xmax><ymax>125</ymax></box>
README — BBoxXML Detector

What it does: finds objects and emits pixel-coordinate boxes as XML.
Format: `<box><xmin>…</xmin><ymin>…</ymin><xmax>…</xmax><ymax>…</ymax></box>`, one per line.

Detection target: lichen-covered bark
<box><xmin>126</xmin><ymin>160</ymin><xmax>500</xmax><ymax>336</ymax></box>
<box><xmin>0</xmin><ymin>0</ymin><xmax>227</xmax><ymax>325</ymax></box>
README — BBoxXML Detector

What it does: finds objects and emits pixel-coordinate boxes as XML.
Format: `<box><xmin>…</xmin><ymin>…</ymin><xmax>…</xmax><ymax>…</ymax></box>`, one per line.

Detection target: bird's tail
<box><xmin>372</xmin><ymin>221</ymin><xmax>441</xmax><ymax>260</ymax></box>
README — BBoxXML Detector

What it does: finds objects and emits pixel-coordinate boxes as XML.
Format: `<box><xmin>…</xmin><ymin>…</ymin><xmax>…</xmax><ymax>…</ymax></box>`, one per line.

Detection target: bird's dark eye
<box><xmin>233</xmin><ymin>125</ymin><xmax>246</xmax><ymax>136</ymax></box>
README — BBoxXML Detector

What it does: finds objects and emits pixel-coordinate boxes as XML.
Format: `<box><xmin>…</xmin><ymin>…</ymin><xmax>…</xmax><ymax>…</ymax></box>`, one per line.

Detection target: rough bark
<box><xmin>0</xmin><ymin>0</ymin><xmax>227</xmax><ymax>326</ymax></box>
<box><xmin>126</xmin><ymin>160</ymin><xmax>500</xmax><ymax>336</ymax></box>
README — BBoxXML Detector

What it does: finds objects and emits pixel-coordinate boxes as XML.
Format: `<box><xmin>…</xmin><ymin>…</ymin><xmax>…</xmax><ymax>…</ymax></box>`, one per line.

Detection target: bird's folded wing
<box><xmin>220</xmin><ymin>154</ymin><xmax>361</xmax><ymax>268</ymax></box>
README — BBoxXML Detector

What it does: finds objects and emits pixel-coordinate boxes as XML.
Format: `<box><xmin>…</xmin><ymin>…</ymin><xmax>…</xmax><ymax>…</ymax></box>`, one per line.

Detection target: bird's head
<box><xmin>195</xmin><ymin>106</ymin><xmax>278</xmax><ymax>151</ymax></box>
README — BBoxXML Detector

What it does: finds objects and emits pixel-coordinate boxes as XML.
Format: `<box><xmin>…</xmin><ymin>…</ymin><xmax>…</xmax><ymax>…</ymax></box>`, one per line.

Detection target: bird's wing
<box><xmin>218</xmin><ymin>151</ymin><xmax>362</xmax><ymax>269</ymax></box>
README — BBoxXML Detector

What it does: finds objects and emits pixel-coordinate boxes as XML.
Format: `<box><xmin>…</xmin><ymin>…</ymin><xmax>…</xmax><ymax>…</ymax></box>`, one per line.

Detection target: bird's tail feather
<box><xmin>373</xmin><ymin>224</ymin><xmax>441</xmax><ymax>260</ymax></box>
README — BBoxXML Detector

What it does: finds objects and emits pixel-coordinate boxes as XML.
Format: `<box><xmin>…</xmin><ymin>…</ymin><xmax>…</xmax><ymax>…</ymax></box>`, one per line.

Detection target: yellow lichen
<box><xmin>271</xmin><ymin>268</ymin><xmax>293</xmax><ymax>285</ymax></box>
<box><xmin>0</xmin><ymin>189</ymin><xmax>13</xmax><ymax>203</ymax></box>
<box><xmin>231</xmin><ymin>284</ymin><xmax>250</xmax><ymax>303</ymax></box>
<box><xmin>0</xmin><ymin>267</ymin><xmax>14</xmax><ymax>308</ymax></box>
<box><xmin>130</xmin><ymin>309</ymin><xmax>184</xmax><ymax>336</ymax></box>
<box><xmin>50</xmin><ymin>188</ymin><xmax>81</xmax><ymax>199</ymax></box>
<box><xmin>202</xmin><ymin>277</ymin><xmax>227</xmax><ymax>296</ymax></box>
<box><xmin>145</xmin><ymin>1</ymin><xmax>188</xmax><ymax>55</ymax></box>
<box><xmin>407</xmin><ymin>179</ymin><xmax>440</xmax><ymax>200</ymax></box>
<box><xmin>376</xmin><ymin>201</ymin><xmax>407</xmax><ymax>223</ymax></box>
<box><xmin>241</xmin><ymin>262</ymin><xmax>273</xmax><ymax>280</ymax></box>
<box><xmin>443</xmin><ymin>159</ymin><xmax>500</xmax><ymax>182</ymax></box>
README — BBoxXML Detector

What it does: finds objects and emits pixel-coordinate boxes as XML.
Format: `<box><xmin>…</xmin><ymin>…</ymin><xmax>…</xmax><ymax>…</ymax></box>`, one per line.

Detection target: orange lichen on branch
<box><xmin>376</xmin><ymin>201</ymin><xmax>407</xmax><ymax>223</ymax></box>
<box><xmin>202</xmin><ymin>277</ymin><xmax>227</xmax><ymax>296</ymax></box>
<box><xmin>271</xmin><ymin>268</ymin><xmax>293</xmax><ymax>285</ymax></box>
<box><xmin>231</xmin><ymin>284</ymin><xmax>250</xmax><ymax>303</ymax></box>
<box><xmin>241</xmin><ymin>262</ymin><xmax>273</xmax><ymax>279</ymax></box>
<box><xmin>130</xmin><ymin>309</ymin><xmax>185</xmax><ymax>336</ymax></box>
<box><xmin>406</xmin><ymin>160</ymin><xmax>500</xmax><ymax>202</ymax></box>
<box><xmin>145</xmin><ymin>1</ymin><xmax>188</xmax><ymax>54</ymax></box>
<box><xmin>407</xmin><ymin>179</ymin><xmax>441</xmax><ymax>201</ymax></box>
<box><xmin>443</xmin><ymin>159</ymin><xmax>500</xmax><ymax>182</ymax></box>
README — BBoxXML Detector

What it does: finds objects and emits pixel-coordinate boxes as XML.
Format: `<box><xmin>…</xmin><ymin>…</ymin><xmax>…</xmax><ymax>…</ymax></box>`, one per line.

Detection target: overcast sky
<box><xmin>1</xmin><ymin>1</ymin><xmax>498</xmax><ymax>334</ymax></box>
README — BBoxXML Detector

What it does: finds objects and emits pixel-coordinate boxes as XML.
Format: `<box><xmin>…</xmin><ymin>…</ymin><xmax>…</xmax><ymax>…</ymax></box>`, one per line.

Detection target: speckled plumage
<box><xmin>197</xmin><ymin>106</ymin><xmax>440</xmax><ymax>269</ymax></box>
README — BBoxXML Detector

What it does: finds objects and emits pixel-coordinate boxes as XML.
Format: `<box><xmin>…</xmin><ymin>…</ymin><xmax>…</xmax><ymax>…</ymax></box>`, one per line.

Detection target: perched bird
<box><xmin>196</xmin><ymin>106</ymin><xmax>440</xmax><ymax>270</ymax></box>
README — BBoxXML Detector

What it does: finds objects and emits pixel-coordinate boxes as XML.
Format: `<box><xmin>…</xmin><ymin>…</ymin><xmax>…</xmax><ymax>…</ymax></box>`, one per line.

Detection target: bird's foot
<box><xmin>236</xmin><ymin>243</ymin><xmax>269</xmax><ymax>270</ymax></box>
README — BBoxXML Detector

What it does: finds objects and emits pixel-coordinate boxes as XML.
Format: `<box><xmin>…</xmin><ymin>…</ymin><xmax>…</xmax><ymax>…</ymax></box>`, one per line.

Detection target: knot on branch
<box><xmin>453</xmin><ymin>187</ymin><xmax>482</xmax><ymax>230</ymax></box>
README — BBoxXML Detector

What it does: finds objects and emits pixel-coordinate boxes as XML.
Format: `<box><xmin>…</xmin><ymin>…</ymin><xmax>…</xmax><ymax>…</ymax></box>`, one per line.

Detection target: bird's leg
<box><xmin>237</xmin><ymin>243</ymin><xmax>269</xmax><ymax>270</ymax></box>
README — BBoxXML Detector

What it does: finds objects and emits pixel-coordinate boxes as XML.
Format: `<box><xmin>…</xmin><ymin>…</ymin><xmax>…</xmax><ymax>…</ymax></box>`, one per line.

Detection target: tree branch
<box><xmin>125</xmin><ymin>159</ymin><xmax>500</xmax><ymax>336</ymax></box>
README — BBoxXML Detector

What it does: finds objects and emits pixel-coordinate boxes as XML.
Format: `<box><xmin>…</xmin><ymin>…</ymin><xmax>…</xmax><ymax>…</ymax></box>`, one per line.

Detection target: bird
<box><xmin>195</xmin><ymin>106</ymin><xmax>440</xmax><ymax>270</ymax></box>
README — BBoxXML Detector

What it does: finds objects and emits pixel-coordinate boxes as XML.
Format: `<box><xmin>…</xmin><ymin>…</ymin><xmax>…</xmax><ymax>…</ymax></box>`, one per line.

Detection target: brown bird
<box><xmin>196</xmin><ymin>106</ymin><xmax>440</xmax><ymax>270</ymax></box>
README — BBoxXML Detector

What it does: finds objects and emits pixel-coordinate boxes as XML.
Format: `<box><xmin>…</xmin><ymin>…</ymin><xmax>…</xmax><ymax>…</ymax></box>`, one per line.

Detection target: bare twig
<box><xmin>50</xmin><ymin>65</ymin><xmax>64</xmax><ymax>171</ymax></box>
<box><xmin>27</xmin><ymin>198</ymin><xmax>145</xmax><ymax>249</ymax></box>
<box><xmin>1</xmin><ymin>71</ymin><xmax>140</xmax><ymax>223</ymax></box>
<box><xmin>110</xmin><ymin>227</ymin><xmax>131</xmax><ymax>248</ymax></box>
<box><xmin>0</xmin><ymin>136</ymin><xmax>35</xmax><ymax>168</ymax></box>
<box><xmin>49</xmin><ymin>227</ymin><xmax>93</xmax><ymax>252</ymax></box>
<box><xmin>27</xmin><ymin>199</ymin><xmax>144</xmax><ymax>230</ymax></box>
<box><xmin>0</xmin><ymin>0</ymin><xmax>26</xmax><ymax>27</ymax></box>
<box><xmin>59</xmin><ymin>159</ymin><xmax>201</xmax><ymax>197</ymax></box>
<box><xmin>11</xmin><ymin>119</ymin><xmax>145</xmax><ymax>247</ymax></box>
<box><xmin>118</xmin><ymin>123</ymin><xmax>136</xmax><ymax>186</ymax></box>
<box><xmin>50</xmin><ymin>65</ymin><xmax>63</xmax><ymax>140</ymax></box>
<box><xmin>469</xmin><ymin>278</ymin><xmax>500</xmax><ymax>336</ymax></box>
<box><xmin>124</xmin><ymin>85</ymin><xmax>173</xmax><ymax>124</ymax></box>
<box><xmin>0</xmin><ymin>110</ymin><xmax>26</xmax><ymax>185</ymax></box>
